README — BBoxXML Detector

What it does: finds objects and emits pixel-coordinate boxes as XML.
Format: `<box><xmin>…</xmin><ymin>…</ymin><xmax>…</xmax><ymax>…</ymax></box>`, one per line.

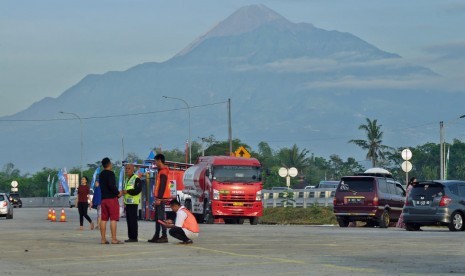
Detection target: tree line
<box><xmin>2</xmin><ymin>118</ymin><xmax>464</xmax><ymax>196</ymax></box>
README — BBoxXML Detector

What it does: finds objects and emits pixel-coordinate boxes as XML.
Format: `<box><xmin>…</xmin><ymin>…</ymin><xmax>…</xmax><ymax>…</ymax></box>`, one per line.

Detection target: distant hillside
<box><xmin>0</xmin><ymin>4</ymin><xmax>459</xmax><ymax>172</ymax></box>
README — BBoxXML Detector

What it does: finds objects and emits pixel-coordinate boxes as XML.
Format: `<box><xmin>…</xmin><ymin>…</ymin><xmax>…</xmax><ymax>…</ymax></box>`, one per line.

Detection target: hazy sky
<box><xmin>1</xmin><ymin>0</ymin><xmax>464</xmax><ymax>117</ymax></box>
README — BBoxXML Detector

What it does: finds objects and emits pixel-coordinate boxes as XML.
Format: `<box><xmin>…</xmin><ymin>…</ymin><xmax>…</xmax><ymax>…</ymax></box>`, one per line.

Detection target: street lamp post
<box><xmin>439</xmin><ymin>115</ymin><xmax>465</xmax><ymax>180</ymax></box>
<box><xmin>59</xmin><ymin>111</ymin><xmax>83</xmax><ymax>178</ymax></box>
<box><xmin>163</xmin><ymin>96</ymin><xmax>191</xmax><ymax>164</ymax></box>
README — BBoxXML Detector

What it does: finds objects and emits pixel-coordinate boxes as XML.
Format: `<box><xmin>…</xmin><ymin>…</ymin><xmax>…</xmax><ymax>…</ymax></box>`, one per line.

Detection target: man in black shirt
<box><xmin>99</xmin><ymin>157</ymin><xmax>123</xmax><ymax>244</ymax></box>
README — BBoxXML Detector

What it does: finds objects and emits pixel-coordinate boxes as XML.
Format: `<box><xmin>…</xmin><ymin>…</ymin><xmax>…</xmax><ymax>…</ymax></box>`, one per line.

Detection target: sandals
<box><xmin>111</xmin><ymin>240</ymin><xmax>124</xmax><ymax>244</ymax></box>
<box><xmin>101</xmin><ymin>241</ymin><xmax>109</xmax><ymax>244</ymax></box>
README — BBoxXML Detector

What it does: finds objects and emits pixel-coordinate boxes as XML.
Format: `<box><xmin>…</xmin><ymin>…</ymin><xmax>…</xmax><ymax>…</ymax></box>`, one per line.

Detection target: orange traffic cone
<box><xmin>51</xmin><ymin>209</ymin><xmax>56</xmax><ymax>222</ymax></box>
<box><xmin>59</xmin><ymin>208</ymin><xmax>67</xmax><ymax>222</ymax></box>
<box><xmin>47</xmin><ymin>208</ymin><xmax>52</xmax><ymax>220</ymax></box>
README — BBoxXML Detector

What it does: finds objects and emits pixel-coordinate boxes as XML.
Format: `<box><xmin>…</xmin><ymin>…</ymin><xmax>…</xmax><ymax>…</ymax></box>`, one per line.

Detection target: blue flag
<box><xmin>147</xmin><ymin>150</ymin><xmax>155</xmax><ymax>160</ymax></box>
<box><xmin>91</xmin><ymin>167</ymin><xmax>100</xmax><ymax>189</ymax></box>
<box><xmin>58</xmin><ymin>169</ymin><xmax>70</xmax><ymax>194</ymax></box>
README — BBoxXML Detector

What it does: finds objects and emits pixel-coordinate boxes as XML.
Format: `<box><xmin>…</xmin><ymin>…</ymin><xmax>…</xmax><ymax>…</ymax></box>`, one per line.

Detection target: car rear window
<box><xmin>0</xmin><ymin>195</ymin><xmax>4</xmax><ymax>201</ymax></box>
<box><xmin>410</xmin><ymin>183</ymin><xmax>444</xmax><ymax>199</ymax></box>
<box><xmin>338</xmin><ymin>178</ymin><xmax>375</xmax><ymax>192</ymax></box>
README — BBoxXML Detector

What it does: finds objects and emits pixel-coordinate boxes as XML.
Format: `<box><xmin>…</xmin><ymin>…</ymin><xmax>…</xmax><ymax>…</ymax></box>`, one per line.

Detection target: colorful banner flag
<box><xmin>91</xmin><ymin>167</ymin><xmax>100</xmax><ymax>189</ymax></box>
<box><xmin>58</xmin><ymin>169</ymin><xmax>70</xmax><ymax>194</ymax></box>
<box><xmin>47</xmin><ymin>174</ymin><xmax>51</xmax><ymax>197</ymax></box>
<box><xmin>55</xmin><ymin>174</ymin><xmax>59</xmax><ymax>195</ymax></box>
<box><xmin>147</xmin><ymin>150</ymin><xmax>155</xmax><ymax>160</ymax></box>
<box><xmin>118</xmin><ymin>167</ymin><xmax>124</xmax><ymax>191</ymax></box>
<box><xmin>50</xmin><ymin>176</ymin><xmax>55</xmax><ymax>197</ymax></box>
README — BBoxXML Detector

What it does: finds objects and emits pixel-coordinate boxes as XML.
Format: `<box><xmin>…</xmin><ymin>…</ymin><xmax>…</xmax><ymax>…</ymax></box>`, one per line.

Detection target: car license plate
<box><xmin>416</xmin><ymin>200</ymin><xmax>430</xmax><ymax>206</ymax></box>
<box><xmin>346</xmin><ymin>197</ymin><xmax>364</xmax><ymax>204</ymax></box>
<box><xmin>233</xmin><ymin>202</ymin><xmax>244</xmax><ymax>206</ymax></box>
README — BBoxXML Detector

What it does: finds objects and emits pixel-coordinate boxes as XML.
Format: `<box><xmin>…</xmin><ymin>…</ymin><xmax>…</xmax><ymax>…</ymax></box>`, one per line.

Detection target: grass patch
<box><xmin>260</xmin><ymin>206</ymin><xmax>337</xmax><ymax>225</ymax></box>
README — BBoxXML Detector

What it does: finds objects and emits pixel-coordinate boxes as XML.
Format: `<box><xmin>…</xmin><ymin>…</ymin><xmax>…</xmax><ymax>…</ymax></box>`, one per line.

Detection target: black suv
<box><xmin>9</xmin><ymin>193</ymin><xmax>22</xmax><ymax>208</ymax></box>
<box><xmin>333</xmin><ymin>168</ymin><xmax>406</xmax><ymax>228</ymax></box>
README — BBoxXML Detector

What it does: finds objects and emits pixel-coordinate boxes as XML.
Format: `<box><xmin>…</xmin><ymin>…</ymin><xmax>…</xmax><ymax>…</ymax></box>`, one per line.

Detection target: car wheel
<box><xmin>448</xmin><ymin>211</ymin><xmax>465</xmax><ymax>231</ymax></box>
<box><xmin>337</xmin><ymin>217</ymin><xmax>349</xmax><ymax>227</ymax></box>
<box><xmin>405</xmin><ymin>223</ymin><xmax>420</xmax><ymax>231</ymax></box>
<box><xmin>6</xmin><ymin>213</ymin><xmax>13</xmax><ymax>219</ymax></box>
<box><xmin>378</xmin><ymin>210</ymin><xmax>390</xmax><ymax>228</ymax></box>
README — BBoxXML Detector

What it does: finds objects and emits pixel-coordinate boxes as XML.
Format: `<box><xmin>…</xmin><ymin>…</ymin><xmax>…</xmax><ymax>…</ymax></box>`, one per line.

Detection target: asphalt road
<box><xmin>1</xmin><ymin>208</ymin><xmax>464</xmax><ymax>276</ymax></box>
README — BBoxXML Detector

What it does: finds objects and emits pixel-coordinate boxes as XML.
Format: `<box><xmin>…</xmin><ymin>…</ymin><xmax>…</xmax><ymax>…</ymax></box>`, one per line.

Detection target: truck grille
<box><xmin>220</xmin><ymin>195</ymin><xmax>255</xmax><ymax>201</ymax></box>
<box><xmin>222</xmin><ymin>202</ymin><xmax>254</xmax><ymax>208</ymax></box>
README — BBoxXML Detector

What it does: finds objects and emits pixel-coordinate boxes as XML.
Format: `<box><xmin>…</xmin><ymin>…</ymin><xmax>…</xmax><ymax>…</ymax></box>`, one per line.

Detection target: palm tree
<box><xmin>349</xmin><ymin>118</ymin><xmax>391</xmax><ymax>167</ymax></box>
<box><xmin>278</xmin><ymin>144</ymin><xmax>311</xmax><ymax>172</ymax></box>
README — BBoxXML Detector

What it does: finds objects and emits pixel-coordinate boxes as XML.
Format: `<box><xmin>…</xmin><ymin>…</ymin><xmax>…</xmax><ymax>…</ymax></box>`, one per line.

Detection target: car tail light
<box><xmin>333</xmin><ymin>198</ymin><xmax>337</xmax><ymax>205</ymax></box>
<box><xmin>439</xmin><ymin>195</ymin><xmax>452</xmax><ymax>207</ymax></box>
<box><xmin>2</xmin><ymin>202</ymin><xmax>6</xmax><ymax>207</ymax></box>
<box><xmin>373</xmin><ymin>196</ymin><xmax>379</xmax><ymax>206</ymax></box>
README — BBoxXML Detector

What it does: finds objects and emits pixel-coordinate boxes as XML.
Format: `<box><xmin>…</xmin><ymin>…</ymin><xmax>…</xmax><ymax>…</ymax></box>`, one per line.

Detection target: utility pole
<box><xmin>440</xmin><ymin>121</ymin><xmax>444</xmax><ymax>180</ymax></box>
<box><xmin>228</xmin><ymin>98</ymin><xmax>232</xmax><ymax>156</ymax></box>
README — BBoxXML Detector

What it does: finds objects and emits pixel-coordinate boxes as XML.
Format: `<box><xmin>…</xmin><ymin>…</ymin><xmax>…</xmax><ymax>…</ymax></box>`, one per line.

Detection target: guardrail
<box><xmin>21</xmin><ymin>197</ymin><xmax>70</xmax><ymax>208</ymax></box>
<box><xmin>262</xmin><ymin>188</ymin><xmax>336</xmax><ymax>208</ymax></box>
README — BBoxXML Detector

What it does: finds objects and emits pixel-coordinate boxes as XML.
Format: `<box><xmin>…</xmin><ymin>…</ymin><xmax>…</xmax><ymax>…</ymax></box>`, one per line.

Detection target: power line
<box><xmin>0</xmin><ymin>101</ymin><xmax>228</xmax><ymax>122</ymax></box>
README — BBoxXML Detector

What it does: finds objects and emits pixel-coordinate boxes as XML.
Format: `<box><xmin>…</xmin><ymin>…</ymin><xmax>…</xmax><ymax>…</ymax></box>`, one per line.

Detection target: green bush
<box><xmin>260</xmin><ymin>206</ymin><xmax>337</xmax><ymax>225</ymax></box>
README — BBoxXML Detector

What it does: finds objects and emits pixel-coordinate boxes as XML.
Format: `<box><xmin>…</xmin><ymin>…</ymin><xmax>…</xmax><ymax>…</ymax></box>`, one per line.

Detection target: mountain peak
<box><xmin>210</xmin><ymin>4</ymin><xmax>288</xmax><ymax>37</ymax></box>
<box><xmin>176</xmin><ymin>4</ymin><xmax>290</xmax><ymax>57</ymax></box>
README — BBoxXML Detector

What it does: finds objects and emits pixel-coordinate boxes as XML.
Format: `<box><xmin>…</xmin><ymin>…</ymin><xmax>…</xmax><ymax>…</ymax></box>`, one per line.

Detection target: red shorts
<box><xmin>101</xmin><ymin>198</ymin><xmax>120</xmax><ymax>221</ymax></box>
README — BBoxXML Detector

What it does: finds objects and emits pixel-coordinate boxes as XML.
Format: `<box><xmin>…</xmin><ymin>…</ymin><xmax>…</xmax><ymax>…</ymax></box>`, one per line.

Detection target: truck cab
<box><xmin>183</xmin><ymin>156</ymin><xmax>263</xmax><ymax>224</ymax></box>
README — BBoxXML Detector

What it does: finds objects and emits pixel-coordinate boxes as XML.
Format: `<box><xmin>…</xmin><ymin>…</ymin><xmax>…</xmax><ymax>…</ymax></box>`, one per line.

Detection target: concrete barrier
<box><xmin>21</xmin><ymin>197</ymin><xmax>70</xmax><ymax>208</ymax></box>
<box><xmin>262</xmin><ymin>188</ymin><xmax>335</xmax><ymax>208</ymax></box>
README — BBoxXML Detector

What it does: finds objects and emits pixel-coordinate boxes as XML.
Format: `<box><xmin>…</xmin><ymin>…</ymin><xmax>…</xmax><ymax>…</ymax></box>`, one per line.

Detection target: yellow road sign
<box><xmin>235</xmin><ymin>146</ymin><xmax>251</xmax><ymax>158</ymax></box>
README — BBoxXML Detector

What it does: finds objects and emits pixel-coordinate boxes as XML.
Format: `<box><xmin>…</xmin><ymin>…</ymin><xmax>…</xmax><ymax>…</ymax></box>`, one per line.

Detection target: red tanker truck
<box><xmin>182</xmin><ymin>156</ymin><xmax>263</xmax><ymax>224</ymax></box>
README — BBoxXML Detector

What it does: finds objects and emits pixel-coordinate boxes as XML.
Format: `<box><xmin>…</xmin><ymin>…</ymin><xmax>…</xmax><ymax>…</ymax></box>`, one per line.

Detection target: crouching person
<box><xmin>165</xmin><ymin>199</ymin><xmax>199</xmax><ymax>245</ymax></box>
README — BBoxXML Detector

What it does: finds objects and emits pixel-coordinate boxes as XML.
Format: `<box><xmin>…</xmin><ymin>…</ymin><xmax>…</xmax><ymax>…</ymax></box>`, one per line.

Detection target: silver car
<box><xmin>403</xmin><ymin>180</ymin><xmax>465</xmax><ymax>231</ymax></box>
<box><xmin>0</xmin><ymin>192</ymin><xmax>14</xmax><ymax>219</ymax></box>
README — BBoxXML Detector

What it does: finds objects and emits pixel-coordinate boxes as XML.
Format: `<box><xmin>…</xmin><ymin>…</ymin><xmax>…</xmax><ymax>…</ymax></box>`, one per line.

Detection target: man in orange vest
<box><xmin>148</xmin><ymin>153</ymin><xmax>171</xmax><ymax>243</ymax></box>
<box><xmin>165</xmin><ymin>199</ymin><xmax>199</xmax><ymax>245</ymax></box>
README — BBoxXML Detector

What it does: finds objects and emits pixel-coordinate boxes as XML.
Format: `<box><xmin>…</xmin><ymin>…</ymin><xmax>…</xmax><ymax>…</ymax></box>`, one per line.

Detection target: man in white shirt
<box><xmin>165</xmin><ymin>199</ymin><xmax>199</xmax><ymax>245</ymax></box>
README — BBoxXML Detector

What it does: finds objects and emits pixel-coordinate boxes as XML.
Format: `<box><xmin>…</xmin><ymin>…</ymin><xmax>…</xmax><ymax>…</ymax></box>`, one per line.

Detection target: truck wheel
<box><xmin>378</xmin><ymin>210</ymin><xmax>390</xmax><ymax>228</ymax></box>
<box><xmin>237</xmin><ymin>218</ymin><xmax>245</xmax><ymax>224</ymax></box>
<box><xmin>195</xmin><ymin>214</ymin><xmax>204</xmax><ymax>223</ymax></box>
<box><xmin>249</xmin><ymin>217</ymin><xmax>259</xmax><ymax>225</ymax></box>
<box><xmin>203</xmin><ymin>202</ymin><xmax>214</xmax><ymax>224</ymax></box>
<box><xmin>185</xmin><ymin>200</ymin><xmax>192</xmax><ymax>211</ymax></box>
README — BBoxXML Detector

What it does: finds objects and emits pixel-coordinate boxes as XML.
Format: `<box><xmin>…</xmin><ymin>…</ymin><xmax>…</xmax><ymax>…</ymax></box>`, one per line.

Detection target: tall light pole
<box><xmin>59</xmin><ymin>111</ymin><xmax>83</xmax><ymax>178</ymax></box>
<box><xmin>439</xmin><ymin>115</ymin><xmax>465</xmax><ymax>180</ymax></box>
<box><xmin>163</xmin><ymin>96</ymin><xmax>191</xmax><ymax>164</ymax></box>
<box><xmin>228</xmin><ymin>98</ymin><xmax>232</xmax><ymax>156</ymax></box>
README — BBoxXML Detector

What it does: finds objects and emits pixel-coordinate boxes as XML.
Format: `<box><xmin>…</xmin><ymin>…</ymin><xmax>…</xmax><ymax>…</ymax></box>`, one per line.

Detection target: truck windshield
<box><xmin>213</xmin><ymin>166</ymin><xmax>261</xmax><ymax>183</ymax></box>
